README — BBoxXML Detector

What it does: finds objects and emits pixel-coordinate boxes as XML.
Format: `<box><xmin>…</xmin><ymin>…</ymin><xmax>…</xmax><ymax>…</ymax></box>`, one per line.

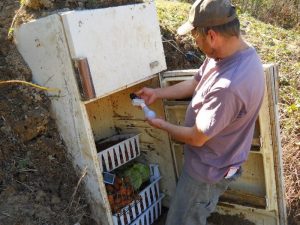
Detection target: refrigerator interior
<box><xmin>85</xmin><ymin>77</ymin><xmax>177</xmax><ymax>224</ymax></box>
<box><xmin>161</xmin><ymin>72</ymin><xmax>269</xmax><ymax>208</ymax></box>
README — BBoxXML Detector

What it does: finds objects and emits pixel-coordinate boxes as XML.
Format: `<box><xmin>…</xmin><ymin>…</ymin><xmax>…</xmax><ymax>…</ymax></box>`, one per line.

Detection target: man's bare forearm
<box><xmin>152</xmin><ymin>119</ymin><xmax>209</xmax><ymax>147</ymax></box>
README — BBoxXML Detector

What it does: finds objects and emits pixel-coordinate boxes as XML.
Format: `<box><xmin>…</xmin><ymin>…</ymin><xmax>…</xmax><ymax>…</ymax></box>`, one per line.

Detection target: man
<box><xmin>137</xmin><ymin>0</ymin><xmax>265</xmax><ymax>224</ymax></box>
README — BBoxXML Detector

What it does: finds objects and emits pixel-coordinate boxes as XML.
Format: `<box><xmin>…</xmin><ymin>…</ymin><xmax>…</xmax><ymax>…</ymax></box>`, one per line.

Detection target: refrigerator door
<box><xmin>60</xmin><ymin>2</ymin><xmax>166</xmax><ymax>99</ymax></box>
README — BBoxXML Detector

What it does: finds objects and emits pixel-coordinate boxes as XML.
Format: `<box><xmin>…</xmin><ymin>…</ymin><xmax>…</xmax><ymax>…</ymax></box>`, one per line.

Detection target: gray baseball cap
<box><xmin>177</xmin><ymin>0</ymin><xmax>237</xmax><ymax>35</ymax></box>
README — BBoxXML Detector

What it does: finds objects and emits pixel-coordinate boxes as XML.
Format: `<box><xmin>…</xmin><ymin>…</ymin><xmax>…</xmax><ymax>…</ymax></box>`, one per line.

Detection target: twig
<box><xmin>0</xmin><ymin>211</ymin><xmax>14</xmax><ymax>218</ymax></box>
<box><xmin>14</xmin><ymin>179</ymin><xmax>34</xmax><ymax>192</ymax></box>
<box><xmin>18</xmin><ymin>168</ymin><xmax>38</xmax><ymax>173</ymax></box>
<box><xmin>162</xmin><ymin>36</ymin><xmax>202</xmax><ymax>61</ymax></box>
<box><xmin>68</xmin><ymin>166</ymin><xmax>88</xmax><ymax>209</ymax></box>
<box><xmin>162</xmin><ymin>36</ymin><xmax>186</xmax><ymax>56</ymax></box>
<box><xmin>8</xmin><ymin>4</ymin><xmax>25</xmax><ymax>40</ymax></box>
<box><xmin>75</xmin><ymin>203</ymin><xmax>88</xmax><ymax>213</ymax></box>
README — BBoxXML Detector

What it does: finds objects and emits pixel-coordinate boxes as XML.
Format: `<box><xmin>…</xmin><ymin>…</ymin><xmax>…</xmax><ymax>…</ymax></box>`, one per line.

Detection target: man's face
<box><xmin>191</xmin><ymin>28</ymin><xmax>216</xmax><ymax>59</ymax></box>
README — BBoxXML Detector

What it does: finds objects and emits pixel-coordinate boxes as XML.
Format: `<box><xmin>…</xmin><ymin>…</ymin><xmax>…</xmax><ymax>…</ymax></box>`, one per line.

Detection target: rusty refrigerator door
<box><xmin>160</xmin><ymin>65</ymin><xmax>287</xmax><ymax>225</ymax></box>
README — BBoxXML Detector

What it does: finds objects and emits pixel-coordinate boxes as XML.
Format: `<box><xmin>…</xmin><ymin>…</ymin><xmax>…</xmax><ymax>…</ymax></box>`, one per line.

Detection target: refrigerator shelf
<box><xmin>97</xmin><ymin>134</ymin><xmax>141</xmax><ymax>172</ymax></box>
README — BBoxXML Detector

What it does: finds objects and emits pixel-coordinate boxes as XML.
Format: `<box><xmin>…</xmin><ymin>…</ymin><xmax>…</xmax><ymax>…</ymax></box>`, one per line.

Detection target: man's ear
<box><xmin>207</xmin><ymin>29</ymin><xmax>218</xmax><ymax>45</ymax></box>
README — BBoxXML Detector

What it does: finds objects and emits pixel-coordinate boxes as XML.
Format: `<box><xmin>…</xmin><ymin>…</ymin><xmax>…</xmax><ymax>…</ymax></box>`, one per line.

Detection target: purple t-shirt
<box><xmin>184</xmin><ymin>46</ymin><xmax>265</xmax><ymax>184</ymax></box>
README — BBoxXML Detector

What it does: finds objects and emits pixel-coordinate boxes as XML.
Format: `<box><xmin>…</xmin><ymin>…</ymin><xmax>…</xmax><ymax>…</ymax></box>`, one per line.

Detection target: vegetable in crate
<box><xmin>105</xmin><ymin>175</ymin><xmax>138</xmax><ymax>214</ymax></box>
<box><xmin>123</xmin><ymin>163</ymin><xmax>150</xmax><ymax>190</ymax></box>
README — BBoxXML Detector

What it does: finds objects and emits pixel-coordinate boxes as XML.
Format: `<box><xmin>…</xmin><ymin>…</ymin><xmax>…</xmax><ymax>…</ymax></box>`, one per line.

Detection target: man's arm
<box><xmin>149</xmin><ymin>118</ymin><xmax>210</xmax><ymax>147</ymax></box>
<box><xmin>156</xmin><ymin>78</ymin><xmax>198</xmax><ymax>100</ymax></box>
<box><xmin>136</xmin><ymin>78</ymin><xmax>198</xmax><ymax>105</ymax></box>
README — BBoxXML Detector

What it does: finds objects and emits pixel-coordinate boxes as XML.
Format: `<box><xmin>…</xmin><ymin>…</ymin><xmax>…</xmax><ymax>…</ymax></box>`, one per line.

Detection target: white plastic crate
<box><xmin>112</xmin><ymin>164</ymin><xmax>162</xmax><ymax>225</ymax></box>
<box><xmin>131</xmin><ymin>194</ymin><xmax>164</xmax><ymax>225</ymax></box>
<box><xmin>96</xmin><ymin>134</ymin><xmax>140</xmax><ymax>172</ymax></box>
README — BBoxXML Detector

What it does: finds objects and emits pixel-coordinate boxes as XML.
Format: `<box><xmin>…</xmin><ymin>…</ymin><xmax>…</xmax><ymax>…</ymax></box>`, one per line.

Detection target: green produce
<box><xmin>123</xmin><ymin>163</ymin><xmax>150</xmax><ymax>190</ymax></box>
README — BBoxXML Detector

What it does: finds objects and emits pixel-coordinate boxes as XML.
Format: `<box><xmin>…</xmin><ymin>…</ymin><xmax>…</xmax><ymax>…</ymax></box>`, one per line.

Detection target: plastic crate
<box><xmin>96</xmin><ymin>134</ymin><xmax>140</xmax><ymax>172</ymax></box>
<box><xmin>131</xmin><ymin>194</ymin><xmax>164</xmax><ymax>225</ymax></box>
<box><xmin>112</xmin><ymin>164</ymin><xmax>162</xmax><ymax>225</ymax></box>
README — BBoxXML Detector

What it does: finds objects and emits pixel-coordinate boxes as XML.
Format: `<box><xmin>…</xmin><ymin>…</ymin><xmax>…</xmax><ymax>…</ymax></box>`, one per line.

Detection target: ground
<box><xmin>0</xmin><ymin>0</ymin><xmax>299</xmax><ymax>225</ymax></box>
<box><xmin>0</xmin><ymin>1</ymin><xmax>96</xmax><ymax>224</ymax></box>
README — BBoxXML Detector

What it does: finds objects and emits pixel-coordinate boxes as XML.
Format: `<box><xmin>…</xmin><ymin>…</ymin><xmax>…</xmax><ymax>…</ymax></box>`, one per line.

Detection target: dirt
<box><xmin>207</xmin><ymin>212</ymin><xmax>255</xmax><ymax>225</ymax></box>
<box><xmin>152</xmin><ymin>209</ymin><xmax>256</xmax><ymax>225</ymax></box>
<box><xmin>0</xmin><ymin>1</ymin><xmax>98</xmax><ymax>225</ymax></box>
<box><xmin>0</xmin><ymin>86</ymin><xmax>95</xmax><ymax>224</ymax></box>
<box><xmin>160</xmin><ymin>27</ymin><xmax>205</xmax><ymax>70</ymax></box>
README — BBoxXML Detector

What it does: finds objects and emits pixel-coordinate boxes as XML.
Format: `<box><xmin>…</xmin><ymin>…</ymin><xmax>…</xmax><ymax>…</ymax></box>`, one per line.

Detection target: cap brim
<box><xmin>177</xmin><ymin>22</ymin><xmax>194</xmax><ymax>35</ymax></box>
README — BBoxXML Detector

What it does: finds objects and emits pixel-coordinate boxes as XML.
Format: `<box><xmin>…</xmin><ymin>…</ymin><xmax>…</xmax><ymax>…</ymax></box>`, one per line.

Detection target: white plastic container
<box><xmin>96</xmin><ymin>134</ymin><xmax>140</xmax><ymax>172</ymax></box>
<box><xmin>130</xmin><ymin>194</ymin><xmax>164</xmax><ymax>225</ymax></box>
<box><xmin>112</xmin><ymin>164</ymin><xmax>163</xmax><ymax>225</ymax></box>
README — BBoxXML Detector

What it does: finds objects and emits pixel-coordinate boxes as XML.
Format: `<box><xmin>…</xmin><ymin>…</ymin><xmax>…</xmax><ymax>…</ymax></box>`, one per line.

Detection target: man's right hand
<box><xmin>136</xmin><ymin>87</ymin><xmax>159</xmax><ymax>105</ymax></box>
<box><xmin>136</xmin><ymin>79</ymin><xmax>197</xmax><ymax>104</ymax></box>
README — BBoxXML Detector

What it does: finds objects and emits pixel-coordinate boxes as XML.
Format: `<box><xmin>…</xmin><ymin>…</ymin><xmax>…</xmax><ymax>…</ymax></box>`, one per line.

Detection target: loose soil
<box><xmin>0</xmin><ymin>87</ymin><xmax>95</xmax><ymax>225</ymax></box>
<box><xmin>207</xmin><ymin>212</ymin><xmax>255</xmax><ymax>225</ymax></box>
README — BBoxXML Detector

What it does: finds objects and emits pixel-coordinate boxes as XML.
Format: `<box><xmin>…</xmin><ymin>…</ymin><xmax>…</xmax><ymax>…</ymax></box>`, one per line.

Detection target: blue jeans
<box><xmin>165</xmin><ymin>169</ymin><xmax>241</xmax><ymax>225</ymax></box>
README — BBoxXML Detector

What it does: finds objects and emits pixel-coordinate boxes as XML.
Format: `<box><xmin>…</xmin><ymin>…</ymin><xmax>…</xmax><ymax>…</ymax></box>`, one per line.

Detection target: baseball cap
<box><xmin>177</xmin><ymin>0</ymin><xmax>237</xmax><ymax>35</ymax></box>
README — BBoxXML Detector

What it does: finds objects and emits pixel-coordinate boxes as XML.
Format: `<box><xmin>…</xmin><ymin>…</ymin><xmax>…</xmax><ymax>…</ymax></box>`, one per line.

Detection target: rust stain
<box><xmin>144</xmin><ymin>128</ymin><xmax>163</xmax><ymax>142</ymax></box>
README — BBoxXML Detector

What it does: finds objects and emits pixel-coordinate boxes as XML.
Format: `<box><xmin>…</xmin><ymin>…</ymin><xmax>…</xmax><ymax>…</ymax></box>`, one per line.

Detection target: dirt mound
<box><xmin>0</xmin><ymin>1</ymin><xmax>96</xmax><ymax>225</ymax></box>
<box><xmin>0</xmin><ymin>87</ymin><xmax>95</xmax><ymax>225</ymax></box>
<box><xmin>160</xmin><ymin>27</ymin><xmax>204</xmax><ymax>70</ymax></box>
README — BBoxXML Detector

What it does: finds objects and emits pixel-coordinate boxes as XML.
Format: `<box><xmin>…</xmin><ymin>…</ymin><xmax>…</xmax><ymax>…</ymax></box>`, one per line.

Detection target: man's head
<box><xmin>178</xmin><ymin>0</ymin><xmax>238</xmax><ymax>36</ymax></box>
<box><xmin>178</xmin><ymin>0</ymin><xmax>241</xmax><ymax>59</ymax></box>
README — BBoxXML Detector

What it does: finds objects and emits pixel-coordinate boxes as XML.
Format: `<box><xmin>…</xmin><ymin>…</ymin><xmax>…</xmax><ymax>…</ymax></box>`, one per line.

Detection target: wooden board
<box><xmin>264</xmin><ymin>64</ymin><xmax>287</xmax><ymax>224</ymax></box>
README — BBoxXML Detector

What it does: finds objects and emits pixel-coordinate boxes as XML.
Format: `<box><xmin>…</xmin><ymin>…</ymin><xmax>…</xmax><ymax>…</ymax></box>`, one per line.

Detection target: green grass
<box><xmin>239</xmin><ymin>14</ymin><xmax>300</xmax><ymax>135</ymax></box>
<box><xmin>156</xmin><ymin>0</ymin><xmax>190</xmax><ymax>33</ymax></box>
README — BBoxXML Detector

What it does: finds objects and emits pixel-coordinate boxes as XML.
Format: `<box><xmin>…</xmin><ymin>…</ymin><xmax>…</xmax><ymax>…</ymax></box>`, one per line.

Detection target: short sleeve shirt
<box><xmin>184</xmin><ymin>46</ymin><xmax>265</xmax><ymax>184</ymax></box>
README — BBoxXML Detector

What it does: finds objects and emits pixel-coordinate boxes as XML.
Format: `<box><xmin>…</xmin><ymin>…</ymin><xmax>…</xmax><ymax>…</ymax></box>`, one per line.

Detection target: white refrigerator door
<box><xmin>61</xmin><ymin>2</ymin><xmax>167</xmax><ymax>98</ymax></box>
